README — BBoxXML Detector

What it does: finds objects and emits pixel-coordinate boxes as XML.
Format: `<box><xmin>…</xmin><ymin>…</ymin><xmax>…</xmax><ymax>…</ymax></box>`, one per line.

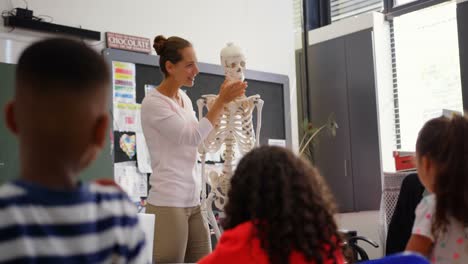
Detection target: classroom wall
<box><xmin>0</xmin><ymin>0</ymin><xmax>299</xmax><ymax>149</ymax></box>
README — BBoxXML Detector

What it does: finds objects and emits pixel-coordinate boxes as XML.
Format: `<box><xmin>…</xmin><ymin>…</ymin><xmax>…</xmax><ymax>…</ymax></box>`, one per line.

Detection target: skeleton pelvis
<box><xmin>207</xmin><ymin>170</ymin><xmax>230</xmax><ymax>210</ymax></box>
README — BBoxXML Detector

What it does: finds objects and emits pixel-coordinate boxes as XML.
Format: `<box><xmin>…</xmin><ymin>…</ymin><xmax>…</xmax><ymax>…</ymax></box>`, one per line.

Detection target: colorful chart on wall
<box><xmin>112</xmin><ymin>61</ymin><xmax>136</xmax><ymax>104</ymax></box>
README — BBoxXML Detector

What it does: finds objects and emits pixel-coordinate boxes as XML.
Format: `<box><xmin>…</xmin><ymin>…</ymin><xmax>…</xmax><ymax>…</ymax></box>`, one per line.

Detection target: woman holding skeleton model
<box><xmin>140</xmin><ymin>35</ymin><xmax>246</xmax><ymax>263</ymax></box>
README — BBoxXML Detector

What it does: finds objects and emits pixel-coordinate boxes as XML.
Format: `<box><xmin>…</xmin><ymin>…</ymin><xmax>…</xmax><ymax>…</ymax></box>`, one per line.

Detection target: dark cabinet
<box><xmin>305</xmin><ymin>29</ymin><xmax>382</xmax><ymax>212</ymax></box>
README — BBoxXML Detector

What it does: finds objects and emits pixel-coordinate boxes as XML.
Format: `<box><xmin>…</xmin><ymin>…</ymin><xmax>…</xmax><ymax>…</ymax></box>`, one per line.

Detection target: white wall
<box><xmin>0</xmin><ymin>0</ymin><xmax>299</xmax><ymax>149</ymax></box>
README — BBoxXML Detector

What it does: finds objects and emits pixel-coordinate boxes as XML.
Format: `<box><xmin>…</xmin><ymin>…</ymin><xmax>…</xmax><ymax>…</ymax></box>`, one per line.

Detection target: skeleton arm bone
<box><xmin>255</xmin><ymin>99</ymin><xmax>264</xmax><ymax>147</ymax></box>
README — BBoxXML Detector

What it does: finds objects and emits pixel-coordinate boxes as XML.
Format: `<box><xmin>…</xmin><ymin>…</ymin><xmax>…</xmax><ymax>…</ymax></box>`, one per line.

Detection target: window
<box><xmin>393</xmin><ymin>2</ymin><xmax>463</xmax><ymax>150</ymax></box>
<box><xmin>331</xmin><ymin>0</ymin><xmax>382</xmax><ymax>21</ymax></box>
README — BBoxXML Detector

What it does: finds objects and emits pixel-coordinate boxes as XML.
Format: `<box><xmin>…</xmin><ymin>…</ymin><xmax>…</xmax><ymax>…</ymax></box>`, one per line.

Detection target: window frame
<box><xmin>383</xmin><ymin>0</ymin><xmax>452</xmax><ymax>18</ymax></box>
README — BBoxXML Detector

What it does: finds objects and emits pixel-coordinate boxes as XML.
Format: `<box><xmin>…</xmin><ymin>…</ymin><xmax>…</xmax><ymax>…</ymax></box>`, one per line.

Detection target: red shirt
<box><xmin>199</xmin><ymin>221</ymin><xmax>345</xmax><ymax>264</ymax></box>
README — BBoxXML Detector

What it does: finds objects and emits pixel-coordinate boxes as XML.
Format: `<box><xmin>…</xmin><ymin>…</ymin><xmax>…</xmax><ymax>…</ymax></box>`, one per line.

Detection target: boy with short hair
<box><xmin>1</xmin><ymin>38</ymin><xmax>146</xmax><ymax>263</ymax></box>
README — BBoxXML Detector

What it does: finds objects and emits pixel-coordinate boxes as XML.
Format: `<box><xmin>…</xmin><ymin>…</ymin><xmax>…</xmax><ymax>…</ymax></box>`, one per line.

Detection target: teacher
<box><xmin>141</xmin><ymin>35</ymin><xmax>247</xmax><ymax>263</ymax></box>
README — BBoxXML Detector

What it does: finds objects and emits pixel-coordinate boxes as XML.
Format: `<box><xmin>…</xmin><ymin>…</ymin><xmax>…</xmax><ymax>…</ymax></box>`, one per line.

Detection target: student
<box><xmin>1</xmin><ymin>38</ymin><xmax>146</xmax><ymax>263</ymax></box>
<box><xmin>199</xmin><ymin>146</ymin><xmax>345</xmax><ymax>264</ymax></box>
<box><xmin>406</xmin><ymin>114</ymin><xmax>468</xmax><ymax>263</ymax></box>
<box><xmin>141</xmin><ymin>35</ymin><xmax>246</xmax><ymax>263</ymax></box>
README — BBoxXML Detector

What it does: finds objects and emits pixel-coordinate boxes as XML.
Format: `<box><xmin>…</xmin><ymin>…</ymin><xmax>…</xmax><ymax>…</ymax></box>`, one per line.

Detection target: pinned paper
<box><xmin>114</xmin><ymin>131</ymin><xmax>137</xmax><ymax>162</ymax></box>
<box><xmin>114</xmin><ymin>162</ymin><xmax>148</xmax><ymax>201</ymax></box>
<box><xmin>120</xmin><ymin>134</ymin><xmax>136</xmax><ymax>159</ymax></box>
<box><xmin>268</xmin><ymin>139</ymin><xmax>286</xmax><ymax>147</ymax></box>
<box><xmin>136</xmin><ymin>132</ymin><xmax>152</xmax><ymax>173</ymax></box>
<box><xmin>113</xmin><ymin>61</ymin><xmax>136</xmax><ymax>104</ymax></box>
<box><xmin>113</xmin><ymin>103</ymin><xmax>141</xmax><ymax>132</ymax></box>
<box><xmin>145</xmin><ymin>84</ymin><xmax>156</xmax><ymax>97</ymax></box>
<box><xmin>134</xmin><ymin>107</ymin><xmax>143</xmax><ymax>133</ymax></box>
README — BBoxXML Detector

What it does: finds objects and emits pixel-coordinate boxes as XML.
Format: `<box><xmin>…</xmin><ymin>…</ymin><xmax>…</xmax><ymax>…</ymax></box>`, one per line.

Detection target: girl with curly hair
<box><xmin>199</xmin><ymin>146</ymin><xmax>345</xmax><ymax>264</ymax></box>
<box><xmin>405</xmin><ymin>114</ymin><xmax>468</xmax><ymax>263</ymax></box>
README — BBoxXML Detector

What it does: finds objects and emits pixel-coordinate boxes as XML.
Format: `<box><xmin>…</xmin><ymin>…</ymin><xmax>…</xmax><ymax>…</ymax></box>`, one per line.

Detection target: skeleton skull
<box><xmin>220</xmin><ymin>42</ymin><xmax>246</xmax><ymax>82</ymax></box>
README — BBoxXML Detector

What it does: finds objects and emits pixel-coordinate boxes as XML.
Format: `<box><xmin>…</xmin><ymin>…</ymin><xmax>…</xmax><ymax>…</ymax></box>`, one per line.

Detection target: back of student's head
<box><xmin>15</xmin><ymin>38</ymin><xmax>110</xmax><ymax>94</ymax></box>
<box><xmin>223</xmin><ymin>146</ymin><xmax>341</xmax><ymax>264</ymax></box>
<box><xmin>416</xmin><ymin>114</ymin><xmax>468</xmax><ymax>233</ymax></box>
<box><xmin>5</xmin><ymin>38</ymin><xmax>110</xmax><ymax>172</ymax></box>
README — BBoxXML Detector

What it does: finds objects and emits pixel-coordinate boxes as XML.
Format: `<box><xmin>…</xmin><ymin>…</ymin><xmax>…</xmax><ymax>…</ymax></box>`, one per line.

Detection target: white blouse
<box><xmin>141</xmin><ymin>89</ymin><xmax>213</xmax><ymax>207</ymax></box>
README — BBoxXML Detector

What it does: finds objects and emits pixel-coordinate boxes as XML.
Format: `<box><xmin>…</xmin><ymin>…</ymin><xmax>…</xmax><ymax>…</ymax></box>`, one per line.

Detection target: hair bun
<box><xmin>153</xmin><ymin>35</ymin><xmax>167</xmax><ymax>55</ymax></box>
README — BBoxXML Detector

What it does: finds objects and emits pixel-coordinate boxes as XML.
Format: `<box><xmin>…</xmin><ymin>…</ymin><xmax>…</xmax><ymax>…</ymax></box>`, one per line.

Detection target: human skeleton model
<box><xmin>197</xmin><ymin>43</ymin><xmax>264</xmax><ymax>239</ymax></box>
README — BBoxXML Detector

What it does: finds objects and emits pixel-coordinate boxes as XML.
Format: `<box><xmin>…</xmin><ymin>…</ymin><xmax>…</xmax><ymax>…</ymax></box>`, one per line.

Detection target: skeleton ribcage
<box><xmin>200</xmin><ymin>95</ymin><xmax>258</xmax><ymax>155</ymax></box>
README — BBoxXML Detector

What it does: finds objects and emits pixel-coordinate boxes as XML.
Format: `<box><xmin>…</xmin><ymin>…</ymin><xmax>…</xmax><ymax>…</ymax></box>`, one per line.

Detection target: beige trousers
<box><xmin>146</xmin><ymin>204</ymin><xmax>211</xmax><ymax>263</ymax></box>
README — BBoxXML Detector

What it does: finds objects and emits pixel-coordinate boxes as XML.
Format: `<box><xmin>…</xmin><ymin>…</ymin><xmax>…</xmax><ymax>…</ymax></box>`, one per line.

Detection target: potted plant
<box><xmin>299</xmin><ymin>113</ymin><xmax>338</xmax><ymax>159</ymax></box>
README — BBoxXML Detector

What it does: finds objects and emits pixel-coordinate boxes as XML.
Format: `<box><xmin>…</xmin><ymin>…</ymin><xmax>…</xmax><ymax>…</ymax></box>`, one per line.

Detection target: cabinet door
<box><xmin>307</xmin><ymin>36</ymin><xmax>355</xmax><ymax>212</ymax></box>
<box><xmin>345</xmin><ymin>30</ymin><xmax>382</xmax><ymax>210</ymax></box>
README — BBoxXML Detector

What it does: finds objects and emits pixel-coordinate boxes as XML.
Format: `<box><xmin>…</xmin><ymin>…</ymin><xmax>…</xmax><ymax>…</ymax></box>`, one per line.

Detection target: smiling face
<box><xmin>166</xmin><ymin>46</ymin><xmax>200</xmax><ymax>87</ymax></box>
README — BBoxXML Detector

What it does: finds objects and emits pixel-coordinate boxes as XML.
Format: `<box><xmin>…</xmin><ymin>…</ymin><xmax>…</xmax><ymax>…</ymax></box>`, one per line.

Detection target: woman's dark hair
<box><xmin>153</xmin><ymin>35</ymin><xmax>191</xmax><ymax>77</ymax></box>
<box><xmin>416</xmin><ymin>114</ymin><xmax>468</xmax><ymax>236</ymax></box>
<box><xmin>223</xmin><ymin>146</ymin><xmax>342</xmax><ymax>264</ymax></box>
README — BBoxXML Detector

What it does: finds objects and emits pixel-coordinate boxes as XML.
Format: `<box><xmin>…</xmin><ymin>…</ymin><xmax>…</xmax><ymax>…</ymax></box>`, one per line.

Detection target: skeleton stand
<box><xmin>197</xmin><ymin>94</ymin><xmax>263</xmax><ymax>239</ymax></box>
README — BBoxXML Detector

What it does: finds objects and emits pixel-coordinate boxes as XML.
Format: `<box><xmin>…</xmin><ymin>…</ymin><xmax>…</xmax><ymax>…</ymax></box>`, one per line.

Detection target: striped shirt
<box><xmin>0</xmin><ymin>180</ymin><xmax>147</xmax><ymax>264</ymax></box>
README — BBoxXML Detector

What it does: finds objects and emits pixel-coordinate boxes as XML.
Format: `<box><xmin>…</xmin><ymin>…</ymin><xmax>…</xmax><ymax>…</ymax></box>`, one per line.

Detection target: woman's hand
<box><xmin>217</xmin><ymin>80</ymin><xmax>247</xmax><ymax>104</ymax></box>
<box><xmin>205</xmin><ymin>80</ymin><xmax>247</xmax><ymax>126</ymax></box>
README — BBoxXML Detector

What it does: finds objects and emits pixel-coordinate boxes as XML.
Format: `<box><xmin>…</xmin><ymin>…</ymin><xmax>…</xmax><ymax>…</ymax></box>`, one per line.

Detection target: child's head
<box><xmin>223</xmin><ymin>146</ymin><xmax>341</xmax><ymax>264</ymax></box>
<box><xmin>415</xmin><ymin>114</ymin><xmax>468</xmax><ymax>231</ymax></box>
<box><xmin>4</xmin><ymin>38</ymin><xmax>110</xmax><ymax>176</ymax></box>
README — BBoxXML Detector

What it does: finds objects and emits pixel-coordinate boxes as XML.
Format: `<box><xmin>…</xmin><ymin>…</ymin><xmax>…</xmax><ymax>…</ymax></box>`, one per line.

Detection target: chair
<box><xmin>340</xmin><ymin>230</ymin><xmax>379</xmax><ymax>262</ymax></box>
<box><xmin>361</xmin><ymin>253</ymin><xmax>429</xmax><ymax>264</ymax></box>
<box><xmin>379</xmin><ymin>171</ymin><xmax>417</xmax><ymax>248</ymax></box>
<box><xmin>385</xmin><ymin>173</ymin><xmax>425</xmax><ymax>255</ymax></box>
